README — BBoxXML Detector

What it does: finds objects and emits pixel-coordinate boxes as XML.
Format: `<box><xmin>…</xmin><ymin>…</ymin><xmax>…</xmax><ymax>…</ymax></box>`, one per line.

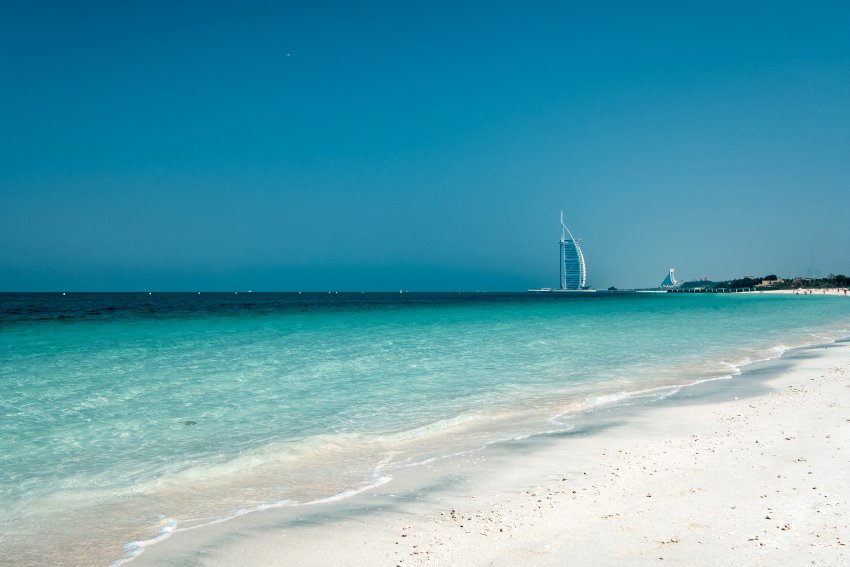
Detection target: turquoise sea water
<box><xmin>2</xmin><ymin>291</ymin><xmax>850</xmax><ymax>565</ymax></box>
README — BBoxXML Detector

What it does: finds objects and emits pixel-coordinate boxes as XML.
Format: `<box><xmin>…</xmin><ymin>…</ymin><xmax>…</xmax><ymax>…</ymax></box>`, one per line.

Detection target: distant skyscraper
<box><xmin>559</xmin><ymin>212</ymin><xmax>586</xmax><ymax>290</ymax></box>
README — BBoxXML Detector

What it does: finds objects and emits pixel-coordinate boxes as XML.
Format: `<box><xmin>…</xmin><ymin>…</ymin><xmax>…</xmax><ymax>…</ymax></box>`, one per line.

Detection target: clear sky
<box><xmin>2</xmin><ymin>1</ymin><xmax>849</xmax><ymax>291</ymax></box>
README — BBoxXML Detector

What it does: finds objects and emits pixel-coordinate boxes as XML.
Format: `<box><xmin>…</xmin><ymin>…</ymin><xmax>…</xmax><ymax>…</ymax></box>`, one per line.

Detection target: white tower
<box><xmin>559</xmin><ymin>211</ymin><xmax>587</xmax><ymax>290</ymax></box>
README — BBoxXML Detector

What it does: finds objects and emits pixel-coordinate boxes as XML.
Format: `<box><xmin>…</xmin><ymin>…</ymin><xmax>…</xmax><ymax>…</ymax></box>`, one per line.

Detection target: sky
<box><xmin>2</xmin><ymin>1</ymin><xmax>849</xmax><ymax>291</ymax></box>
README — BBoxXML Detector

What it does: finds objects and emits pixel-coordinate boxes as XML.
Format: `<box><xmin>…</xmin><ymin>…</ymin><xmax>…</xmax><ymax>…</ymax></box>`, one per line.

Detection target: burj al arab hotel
<box><xmin>559</xmin><ymin>211</ymin><xmax>587</xmax><ymax>290</ymax></box>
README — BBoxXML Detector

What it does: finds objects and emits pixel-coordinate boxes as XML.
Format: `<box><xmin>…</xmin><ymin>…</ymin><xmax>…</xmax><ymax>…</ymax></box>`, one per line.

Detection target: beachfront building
<box><xmin>559</xmin><ymin>212</ymin><xmax>587</xmax><ymax>290</ymax></box>
<box><xmin>660</xmin><ymin>268</ymin><xmax>679</xmax><ymax>288</ymax></box>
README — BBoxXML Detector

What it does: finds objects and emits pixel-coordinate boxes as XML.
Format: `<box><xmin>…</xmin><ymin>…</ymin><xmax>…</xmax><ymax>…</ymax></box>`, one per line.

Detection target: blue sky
<box><xmin>2</xmin><ymin>1</ymin><xmax>849</xmax><ymax>291</ymax></box>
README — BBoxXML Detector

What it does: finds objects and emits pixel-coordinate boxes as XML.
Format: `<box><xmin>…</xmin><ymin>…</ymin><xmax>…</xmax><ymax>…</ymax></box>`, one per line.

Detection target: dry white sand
<box><xmin>134</xmin><ymin>342</ymin><xmax>850</xmax><ymax>566</ymax></box>
<box><xmin>760</xmin><ymin>288</ymin><xmax>849</xmax><ymax>296</ymax></box>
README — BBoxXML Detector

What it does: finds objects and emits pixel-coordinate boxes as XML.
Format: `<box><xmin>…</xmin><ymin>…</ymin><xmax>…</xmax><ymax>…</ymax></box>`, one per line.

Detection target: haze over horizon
<box><xmin>2</xmin><ymin>1</ymin><xmax>849</xmax><ymax>291</ymax></box>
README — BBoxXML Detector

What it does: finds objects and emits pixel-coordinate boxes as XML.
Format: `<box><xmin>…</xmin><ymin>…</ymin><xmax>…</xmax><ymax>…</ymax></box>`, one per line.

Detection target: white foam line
<box><xmin>108</xmin><ymin>519</ymin><xmax>176</xmax><ymax>567</ymax></box>
<box><xmin>110</xmin><ymin>473</ymin><xmax>394</xmax><ymax>565</ymax></box>
<box><xmin>677</xmin><ymin>374</ymin><xmax>733</xmax><ymax>388</ymax></box>
<box><xmin>484</xmin><ymin>427</ymin><xmax>573</xmax><ymax>445</ymax></box>
<box><xmin>549</xmin><ymin>372</ymin><xmax>740</xmax><ymax>424</ymax></box>
<box><xmin>175</xmin><ymin>498</ymin><xmax>298</xmax><ymax>533</ymax></box>
<box><xmin>551</xmin><ymin>331</ymin><xmax>850</xmax><ymax>427</ymax></box>
<box><xmin>177</xmin><ymin>474</ymin><xmax>395</xmax><ymax>532</ymax></box>
<box><xmin>298</xmin><ymin>475</ymin><xmax>393</xmax><ymax>506</ymax></box>
<box><xmin>388</xmin><ymin>447</ymin><xmax>487</xmax><ymax>469</ymax></box>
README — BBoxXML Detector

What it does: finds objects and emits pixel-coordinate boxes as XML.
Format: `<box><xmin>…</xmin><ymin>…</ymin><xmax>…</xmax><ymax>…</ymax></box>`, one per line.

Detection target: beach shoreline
<box><xmin>132</xmin><ymin>339</ymin><xmax>850</xmax><ymax>566</ymax></box>
<box><xmin>759</xmin><ymin>288</ymin><xmax>849</xmax><ymax>296</ymax></box>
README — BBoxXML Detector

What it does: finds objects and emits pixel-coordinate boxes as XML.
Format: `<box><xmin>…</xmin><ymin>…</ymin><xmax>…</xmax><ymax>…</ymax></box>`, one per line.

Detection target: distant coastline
<box><xmin>663</xmin><ymin>273</ymin><xmax>849</xmax><ymax>296</ymax></box>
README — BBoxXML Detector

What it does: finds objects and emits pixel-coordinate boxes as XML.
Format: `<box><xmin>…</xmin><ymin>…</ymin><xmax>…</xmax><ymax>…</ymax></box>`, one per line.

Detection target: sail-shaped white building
<box><xmin>559</xmin><ymin>211</ymin><xmax>587</xmax><ymax>290</ymax></box>
<box><xmin>660</xmin><ymin>268</ymin><xmax>679</xmax><ymax>288</ymax></box>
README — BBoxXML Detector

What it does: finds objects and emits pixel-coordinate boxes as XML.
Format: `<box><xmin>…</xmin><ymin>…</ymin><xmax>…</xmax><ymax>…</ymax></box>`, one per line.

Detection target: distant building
<box><xmin>559</xmin><ymin>212</ymin><xmax>587</xmax><ymax>290</ymax></box>
<box><xmin>755</xmin><ymin>277</ymin><xmax>784</xmax><ymax>288</ymax></box>
<box><xmin>660</xmin><ymin>268</ymin><xmax>679</xmax><ymax>288</ymax></box>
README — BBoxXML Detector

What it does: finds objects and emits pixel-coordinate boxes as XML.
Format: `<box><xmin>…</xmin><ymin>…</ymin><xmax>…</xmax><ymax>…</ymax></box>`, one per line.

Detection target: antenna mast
<box><xmin>560</xmin><ymin>211</ymin><xmax>578</xmax><ymax>242</ymax></box>
<box><xmin>560</xmin><ymin>211</ymin><xmax>566</xmax><ymax>242</ymax></box>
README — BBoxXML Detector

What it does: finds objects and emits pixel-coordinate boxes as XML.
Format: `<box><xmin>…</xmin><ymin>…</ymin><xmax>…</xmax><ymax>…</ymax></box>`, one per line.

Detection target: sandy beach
<box><xmin>131</xmin><ymin>339</ymin><xmax>850</xmax><ymax>566</ymax></box>
<box><xmin>761</xmin><ymin>288</ymin><xmax>849</xmax><ymax>297</ymax></box>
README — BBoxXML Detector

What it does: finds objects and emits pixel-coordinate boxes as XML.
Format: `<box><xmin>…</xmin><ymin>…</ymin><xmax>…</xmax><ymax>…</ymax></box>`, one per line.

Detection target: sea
<box><xmin>2</xmin><ymin>291</ymin><xmax>850</xmax><ymax>566</ymax></box>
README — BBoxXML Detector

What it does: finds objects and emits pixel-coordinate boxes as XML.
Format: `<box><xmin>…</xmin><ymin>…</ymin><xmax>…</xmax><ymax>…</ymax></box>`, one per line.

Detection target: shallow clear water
<box><xmin>2</xmin><ymin>291</ymin><xmax>850</xmax><ymax>565</ymax></box>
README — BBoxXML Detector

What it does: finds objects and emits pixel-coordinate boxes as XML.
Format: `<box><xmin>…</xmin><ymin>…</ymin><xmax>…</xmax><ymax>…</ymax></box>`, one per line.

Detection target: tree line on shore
<box><xmin>680</xmin><ymin>273</ymin><xmax>849</xmax><ymax>290</ymax></box>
